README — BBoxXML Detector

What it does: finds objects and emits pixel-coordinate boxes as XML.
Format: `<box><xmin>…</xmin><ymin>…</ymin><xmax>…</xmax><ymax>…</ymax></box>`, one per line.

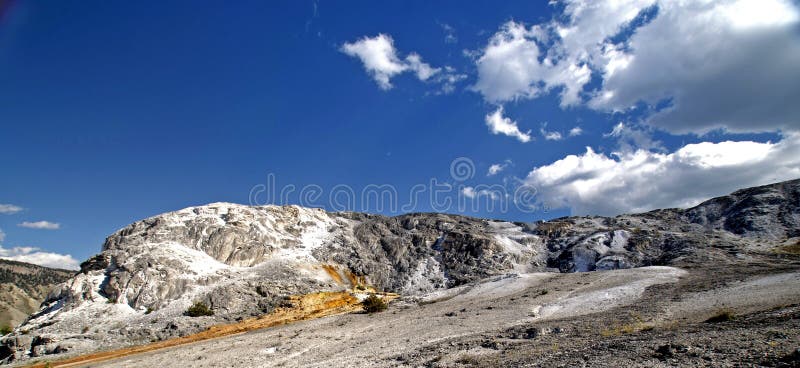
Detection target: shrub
<box><xmin>705</xmin><ymin>309</ymin><xmax>736</xmax><ymax>323</ymax></box>
<box><xmin>0</xmin><ymin>325</ymin><xmax>12</xmax><ymax>335</ymax></box>
<box><xmin>185</xmin><ymin>301</ymin><xmax>214</xmax><ymax>317</ymax></box>
<box><xmin>362</xmin><ymin>294</ymin><xmax>387</xmax><ymax>314</ymax></box>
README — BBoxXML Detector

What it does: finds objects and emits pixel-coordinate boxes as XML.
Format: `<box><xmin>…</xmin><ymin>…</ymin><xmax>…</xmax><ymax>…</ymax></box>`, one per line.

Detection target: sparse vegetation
<box><xmin>600</xmin><ymin>312</ymin><xmax>653</xmax><ymax>336</ymax></box>
<box><xmin>0</xmin><ymin>259</ymin><xmax>73</xmax><ymax>295</ymax></box>
<box><xmin>706</xmin><ymin>309</ymin><xmax>736</xmax><ymax>323</ymax></box>
<box><xmin>0</xmin><ymin>325</ymin><xmax>12</xmax><ymax>335</ymax></box>
<box><xmin>185</xmin><ymin>301</ymin><xmax>214</xmax><ymax>317</ymax></box>
<box><xmin>600</xmin><ymin>322</ymin><xmax>653</xmax><ymax>337</ymax></box>
<box><xmin>455</xmin><ymin>354</ymin><xmax>481</xmax><ymax>365</ymax></box>
<box><xmin>361</xmin><ymin>294</ymin><xmax>387</xmax><ymax>313</ymax></box>
<box><xmin>145</xmin><ymin>307</ymin><xmax>154</xmax><ymax>315</ymax></box>
<box><xmin>776</xmin><ymin>242</ymin><xmax>800</xmax><ymax>255</ymax></box>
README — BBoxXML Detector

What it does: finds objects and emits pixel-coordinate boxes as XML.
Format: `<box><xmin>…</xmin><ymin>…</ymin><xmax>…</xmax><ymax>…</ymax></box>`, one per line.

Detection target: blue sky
<box><xmin>1</xmin><ymin>0</ymin><xmax>799</xmax><ymax>269</ymax></box>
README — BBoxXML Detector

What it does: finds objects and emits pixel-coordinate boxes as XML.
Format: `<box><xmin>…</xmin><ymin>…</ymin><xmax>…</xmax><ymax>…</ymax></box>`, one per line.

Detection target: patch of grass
<box><xmin>777</xmin><ymin>243</ymin><xmax>800</xmax><ymax>255</ymax></box>
<box><xmin>600</xmin><ymin>322</ymin><xmax>653</xmax><ymax>337</ymax></box>
<box><xmin>361</xmin><ymin>294</ymin><xmax>387</xmax><ymax>314</ymax></box>
<box><xmin>600</xmin><ymin>313</ymin><xmax>653</xmax><ymax>336</ymax></box>
<box><xmin>705</xmin><ymin>309</ymin><xmax>736</xmax><ymax>323</ymax></box>
<box><xmin>185</xmin><ymin>301</ymin><xmax>214</xmax><ymax>317</ymax></box>
<box><xmin>0</xmin><ymin>325</ymin><xmax>12</xmax><ymax>335</ymax></box>
<box><xmin>145</xmin><ymin>307</ymin><xmax>154</xmax><ymax>315</ymax></box>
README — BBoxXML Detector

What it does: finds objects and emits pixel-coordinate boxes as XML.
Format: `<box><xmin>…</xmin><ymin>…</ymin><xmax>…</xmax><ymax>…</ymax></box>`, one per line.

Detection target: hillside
<box><xmin>1</xmin><ymin>179</ymin><xmax>799</xmax><ymax>366</ymax></box>
<box><xmin>0</xmin><ymin>260</ymin><xmax>74</xmax><ymax>332</ymax></box>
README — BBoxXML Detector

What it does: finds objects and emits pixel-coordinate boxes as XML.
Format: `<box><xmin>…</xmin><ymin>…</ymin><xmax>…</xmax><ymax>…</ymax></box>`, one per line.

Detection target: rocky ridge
<box><xmin>1</xmin><ymin>178</ymin><xmax>798</xmax><ymax>363</ymax></box>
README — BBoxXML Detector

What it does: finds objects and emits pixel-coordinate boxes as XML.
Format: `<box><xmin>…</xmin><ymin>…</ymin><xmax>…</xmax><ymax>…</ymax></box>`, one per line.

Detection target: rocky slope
<box><xmin>1</xmin><ymin>178</ymin><xmax>798</xmax><ymax>364</ymax></box>
<box><xmin>0</xmin><ymin>260</ymin><xmax>73</xmax><ymax>332</ymax></box>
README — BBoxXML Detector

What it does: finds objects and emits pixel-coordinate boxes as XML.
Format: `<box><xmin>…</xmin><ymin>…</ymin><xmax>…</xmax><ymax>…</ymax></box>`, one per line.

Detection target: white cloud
<box><xmin>405</xmin><ymin>53</ymin><xmax>440</xmax><ymax>81</ymax></box>
<box><xmin>0</xmin><ymin>227</ymin><xmax>77</xmax><ymax>269</ymax></box>
<box><xmin>525</xmin><ymin>133</ymin><xmax>800</xmax><ymax>216</ymax></box>
<box><xmin>569</xmin><ymin>126</ymin><xmax>583</xmax><ymax>136</ymax></box>
<box><xmin>341</xmin><ymin>34</ymin><xmax>409</xmax><ymax>90</ymax></box>
<box><xmin>0</xmin><ymin>245</ymin><xmax>80</xmax><ymax>270</ymax></box>
<box><xmin>342</xmin><ymin>34</ymin><xmax>464</xmax><ymax>92</ymax></box>
<box><xmin>471</xmin><ymin>21</ymin><xmax>591</xmax><ymax>107</ymax></box>
<box><xmin>589</xmin><ymin>0</ymin><xmax>800</xmax><ymax>134</ymax></box>
<box><xmin>461</xmin><ymin>186</ymin><xmax>499</xmax><ymax>200</ymax></box>
<box><xmin>487</xmin><ymin>164</ymin><xmax>504</xmax><ymax>176</ymax></box>
<box><xmin>540</xmin><ymin>124</ymin><xmax>563</xmax><ymax>141</ymax></box>
<box><xmin>18</xmin><ymin>221</ymin><xmax>61</xmax><ymax>230</ymax></box>
<box><xmin>0</xmin><ymin>204</ymin><xmax>23</xmax><ymax>214</ymax></box>
<box><xmin>487</xmin><ymin>160</ymin><xmax>512</xmax><ymax>176</ymax></box>
<box><xmin>485</xmin><ymin>107</ymin><xmax>532</xmax><ymax>142</ymax></box>
<box><xmin>472</xmin><ymin>0</ymin><xmax>800</xmax><ymax>134</ymax></box>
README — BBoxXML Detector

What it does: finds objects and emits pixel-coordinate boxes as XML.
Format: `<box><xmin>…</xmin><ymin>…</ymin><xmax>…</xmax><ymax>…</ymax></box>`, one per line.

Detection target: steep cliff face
<box><xmin>2</xmin><ymin>179</ymin><xmax>798</xmax><ymax>363</ymax></box>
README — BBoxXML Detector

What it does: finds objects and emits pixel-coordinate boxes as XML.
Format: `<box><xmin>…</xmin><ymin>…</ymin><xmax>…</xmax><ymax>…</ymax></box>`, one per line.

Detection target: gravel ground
<box><xmin>68</xmin><ymin>256</ymin><xmax>800</xmax><ymax>368</ymax></box>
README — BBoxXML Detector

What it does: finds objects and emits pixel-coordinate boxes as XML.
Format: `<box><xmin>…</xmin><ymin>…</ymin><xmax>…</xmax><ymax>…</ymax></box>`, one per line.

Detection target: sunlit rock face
<box><xmin>2</xmin><ymin>179</ymin><xmax>798</xmax><ymax>363</ymax></box>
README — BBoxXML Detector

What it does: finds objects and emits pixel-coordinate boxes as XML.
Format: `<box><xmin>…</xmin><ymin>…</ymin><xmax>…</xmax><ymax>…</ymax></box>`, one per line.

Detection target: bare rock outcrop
<box><xmin>2</xmin><ymin>178</ymin><xmax>798</xmax><ymax>364</ymax></box>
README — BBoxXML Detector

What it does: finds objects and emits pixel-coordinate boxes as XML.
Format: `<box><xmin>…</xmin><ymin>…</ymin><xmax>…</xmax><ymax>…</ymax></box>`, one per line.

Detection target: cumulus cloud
<box><xmin>471</xmin><ymin>21</ymin><xmax>591</xmax><ymax>107</ymax></box>
<box><xmin>525</xmin><ymin>134</ymin><xmax>800</xmax><ymax>216</ymax></box>
<box><xmin>342</xmin><ymin>34</ymin><xmax>465</xmax><ymax>92</ymax></box>
<box><xmin>472</xmin><ymin>0</ymin><xmax>800</xmax><ymax>134</ymax></box>
<box><xmin>485</xmin><ymin>107</ymin><xmax>532</xmax><ymax>142</ymax></box>
<box><xmin>569</xmin><ymin>126</ymin><xmax>583</xmax><ymax>136</ymax></box>
<box><xmin>18</xmin><ymin>221</ymin><xmax>60</xmax><ymax>230</ymax></box>
<box><xmin>0</xmin><ymin>204</ymin><xmax>23</xmax><ymax>214</ymax></box>
<box><xmin>590</xmin><ymin>0</ymin><xmax>800</xmax><ymax>134</ymax></box>
<box><xmin>0</xmin><ymin>245</ymin><xmax>80</xmax><ymax>270</ymax></box>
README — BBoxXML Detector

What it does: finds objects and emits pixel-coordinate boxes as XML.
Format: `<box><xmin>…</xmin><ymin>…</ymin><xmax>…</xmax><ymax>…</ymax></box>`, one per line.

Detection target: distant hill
<box><xmin>0</xmin><ymin>259</ymin><xmax>74</xmax><ymax>331</ymax></box>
